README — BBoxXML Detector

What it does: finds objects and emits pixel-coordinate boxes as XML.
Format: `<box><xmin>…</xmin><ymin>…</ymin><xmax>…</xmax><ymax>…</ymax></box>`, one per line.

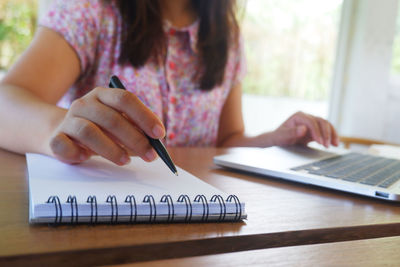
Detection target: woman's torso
<box><xmin>40</xmin><ymin>0</ymin><xmax>245</xmax><ymax>146</ymax></box>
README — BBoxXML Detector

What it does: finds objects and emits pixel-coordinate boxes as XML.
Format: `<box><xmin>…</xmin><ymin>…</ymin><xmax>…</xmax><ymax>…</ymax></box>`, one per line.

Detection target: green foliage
<box><xmin>0</xmin><ymin>0</ymin><xmax>342</xmax><ymax>102</ymax></box>
<box><xmin>0</xmin><ymin>0</ymin><xmax>37</xmax><ymax>70</ymax></box>
<box><xmin>0</xmin><ymin>21</ymin><xmax>12</xmax><ymax>41</ymax></box>
<box><xmin>241</xmin><ymin>0</ymin><xmax>342</xmax><ymax>100</ymax></box>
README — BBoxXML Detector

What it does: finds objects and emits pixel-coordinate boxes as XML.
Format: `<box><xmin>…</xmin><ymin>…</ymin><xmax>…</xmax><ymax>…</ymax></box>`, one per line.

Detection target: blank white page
<box><xmin>27</xmin><ymin>154</ymin><xmax>245</xmax><ymax>222</ymax></box>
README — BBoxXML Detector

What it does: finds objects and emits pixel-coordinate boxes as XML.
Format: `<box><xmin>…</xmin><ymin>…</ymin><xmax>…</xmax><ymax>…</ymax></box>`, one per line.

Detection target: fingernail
<box><xmin>145</xmin><ymin>150</ymin><xmax>157</xmax><ymax>161</ymax></box>
<box><xmin>152</xmin><ymin>125</ymin><xmax>165</xmax><ymax>138</ymax></box>
<box><xmin>120</xmin><ymin>154</ymin><xmax>131</xmax><ymax>165</ymax></box>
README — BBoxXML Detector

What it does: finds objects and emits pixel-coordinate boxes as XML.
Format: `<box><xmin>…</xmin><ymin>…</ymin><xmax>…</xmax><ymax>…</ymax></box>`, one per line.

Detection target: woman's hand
<box><xmin>216</xmin><ymin>84</ymin><xmax>339</xmax><ymax>148</ymax></box>
<box><xmin>269</xmin><ymin>111</ymin><xmax>339</xmax><ymax>148</ymax></box>
<box><xmin>49</xmin><ymin>87</ymin><xmax>165</xmax><ymax>165</ymax></box>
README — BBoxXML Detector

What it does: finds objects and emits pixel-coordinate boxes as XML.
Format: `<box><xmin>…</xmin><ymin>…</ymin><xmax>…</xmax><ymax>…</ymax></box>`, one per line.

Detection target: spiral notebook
<box><xmin>26</xmin><ymin>153</ymin><xmax>246</xmax><ymax>224</ymax></box>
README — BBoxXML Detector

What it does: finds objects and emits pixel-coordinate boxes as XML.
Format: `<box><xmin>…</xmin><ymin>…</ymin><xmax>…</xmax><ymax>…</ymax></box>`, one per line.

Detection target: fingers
<box><xmin>330</xmin><ymin>123</ymin><xmax>340</xmax><ymax>146</ymax></box>
<box><xmin>49</xmin><ymin>87</ymin><xmax>163</xmax><ymax>165</ymax></box>
<box><xmin>284</xmin><ymin>112</ymin><xmax>339</xmax><ymax>147</ymax></box>
<box><xmin>317</xmin><ymin>119</ymin><xmax>340</xmax><ymax>147</ymax></box>
<box><xmin>69</xmin><ymin>98</ymin><xmax>157</xmax><ymax>161</ymax></box>
<box><xmin>93</xmin><ymin>88</ymin><xmax>165</xmax><ymax>139</ymax></box>
<box><xmin>60</xmin><ymin>117</ymin><xmax>131</xmax><ymax>165</ymax></box>
<box><xmin>291</xmin><ymin>112</ymin><xmax>324</xmax><ymax>146</ymax></box>
<box><xmin>317</xmin><ymin>119</ymin><xmax>331</xmax><ymax>148</ymax></box>
<box><xmin>50</xmin><ymin>133</ymin><xmax>90</xmax><ymax>164</ymax></box>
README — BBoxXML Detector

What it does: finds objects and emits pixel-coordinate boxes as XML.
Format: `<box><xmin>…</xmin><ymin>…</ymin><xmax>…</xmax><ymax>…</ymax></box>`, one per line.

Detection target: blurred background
<box><xmin>241</xmin><ymin>0</ymin><xmax>341</xmax><ymax>135</ymax></box>
<box><xmin>0</xmin><ymin>0</ymin><xmax>37</xmax><ymax>71</ymax></box>
<box><xmin>1</xmin><ymin>0</ymin><xmax>400</xmax><ymax>143</ymax></box>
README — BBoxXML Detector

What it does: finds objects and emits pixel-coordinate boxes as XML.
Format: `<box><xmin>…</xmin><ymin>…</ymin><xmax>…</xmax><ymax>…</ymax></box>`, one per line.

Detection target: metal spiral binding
<box><xmin>46</xmin><ymin>196</ymin><xmax>62</xmax><ymax>224</ymax></box>
<box><xmin>177</xmin><ymin>194</ymin><xmax>192</xmax><ymax>222</ymax></box>
<box><xmin>106</xmin><ymin>195</ymin><xmax>118</xmax><ymax>223</ymax></box>
<box><xmin>160</xmin><ymin>195</ymin><xmax>174</xmax><ymax>222</ymax></box>
<box><xmin>194</xmin><ymin>194</ymin><xmax>209</xmax><ymax>221</ymax></box>
<box><xmin>210</xmin><ymin>195</ymin><xmax>226</xmax><ymax>221</ymax></box>
<box><xmin>44</xmin><ymin>194</ymin><xmax>242</xmax><ymax>224</ymax></box>
<box><xmin>124</xmin><ymin>195</ymin><xmax>137</xmax><ymax>223</ymax></box>
<box><xmin>66</xmin><ymin>195</ymin><xmax>78</xmax><ymax>224</ymax></box>
<box><xmin>226</xmin><ymin>195</ymin><xmax>242</xmax><ymax>221</ymax></box>
<box><xmin>143</xmin><ymin>195</ymin><xmax>157</xmax><ymax>222</ymax></box>
<box><xmin>86</xmin><ymin>196</ymin><xmax>98</xmax><ymax>224</ymax></box>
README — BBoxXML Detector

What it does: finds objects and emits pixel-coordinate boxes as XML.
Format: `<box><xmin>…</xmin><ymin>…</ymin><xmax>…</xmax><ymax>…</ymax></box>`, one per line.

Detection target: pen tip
<box><xmin>174</xmin><ymin>171</ymin><xmax>179</xmax><ymax>176</ymax></box>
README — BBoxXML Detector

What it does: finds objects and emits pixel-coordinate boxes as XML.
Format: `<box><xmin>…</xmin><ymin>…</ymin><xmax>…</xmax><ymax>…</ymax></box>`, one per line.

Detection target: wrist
<box><xmin>38</xmin><ymin>107</ymin><xmax>67</xmax><ymax>156</ymax></box>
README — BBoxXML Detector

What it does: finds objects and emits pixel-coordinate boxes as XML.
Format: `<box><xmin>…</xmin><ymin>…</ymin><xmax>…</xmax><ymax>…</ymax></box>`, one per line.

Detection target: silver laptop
<box><xmin>213</xmin><ymin>146</ymin><xmax>400</xmax><ymax>201</ymax></box>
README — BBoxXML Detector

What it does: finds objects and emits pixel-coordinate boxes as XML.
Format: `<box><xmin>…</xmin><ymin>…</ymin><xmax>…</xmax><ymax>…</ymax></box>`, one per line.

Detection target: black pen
<box><xmin>109</xmin><ymin>75</ymin><xmax>178</xmax><ymax>176</ymax></box>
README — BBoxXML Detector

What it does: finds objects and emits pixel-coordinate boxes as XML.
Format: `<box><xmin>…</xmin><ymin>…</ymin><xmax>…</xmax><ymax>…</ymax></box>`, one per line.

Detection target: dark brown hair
<box><xmin>115</xmin><ymin>0</ymin><xmax>239</xmax><ymax>91</ymax></box>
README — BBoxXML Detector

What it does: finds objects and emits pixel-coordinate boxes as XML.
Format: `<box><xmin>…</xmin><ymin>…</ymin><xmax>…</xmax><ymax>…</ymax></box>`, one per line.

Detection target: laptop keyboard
<box><xmin>291</xmin><ymin>153</ymin><xmax>400</xmax><ymax>188</ymax></box>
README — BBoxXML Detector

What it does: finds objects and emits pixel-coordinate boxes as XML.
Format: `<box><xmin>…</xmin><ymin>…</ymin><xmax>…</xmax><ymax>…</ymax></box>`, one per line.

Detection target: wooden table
<box><xmin>126</xmin><ymin>236</ymin><xmax>400</xmax><ymax>267</ymax></box>
<box><xmin>0</xmin><ymin>148</ymin><xmax>399</xmax><ymax>266</ymax></box>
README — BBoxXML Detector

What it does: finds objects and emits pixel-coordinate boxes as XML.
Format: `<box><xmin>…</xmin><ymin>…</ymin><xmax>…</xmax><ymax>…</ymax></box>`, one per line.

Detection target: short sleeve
<box><xmin>232</xmin><ymin>35</ymin><xmax>247</xmax><ymax>86</ymax></box>
<box><xmin>39</xmin><ymin>0</ymin><xmax>101</xmax><ymax>75</ymax></box>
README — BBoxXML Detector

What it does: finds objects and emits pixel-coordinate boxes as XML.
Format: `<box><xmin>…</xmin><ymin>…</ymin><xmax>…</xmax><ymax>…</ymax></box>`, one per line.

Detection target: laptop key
<box><xmin>359</xmin><ymin>160</ymin><xmax>399</xmax><ymax>185</ymax></box>
<box><xmin>292</xmin><ymin>152</ymin><xmax>400</xmax><ymax>188</ymax></box>
<box><xmin>308</xmin><ymin>154</ymin><xmax>368</xmax><ymax>176</ymax></box>
<box><xmin>342</xmin><ymin>159</ymin><xmax>392</xmax><ymax>182</ymax></box>
<box><xmin>378</xmin><ymin>173</ymin><xmax>400</xmax><ymax>188</ymax></box>
<box><xmin>293</xmin><ymin>153</ymin><xmax>360</xmax><ymax>172</ymax></box>
<box><xmin>326</xmin><ymin>157</ymin><xmax>378</xmax><ymax>179</ymax></box>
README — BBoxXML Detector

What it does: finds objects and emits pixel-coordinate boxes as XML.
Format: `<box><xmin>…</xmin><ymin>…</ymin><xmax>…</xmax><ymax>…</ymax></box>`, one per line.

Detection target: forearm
<box><xmin>217</xmin><ymin>131</ymin><xmax>277</xmax><ymax>147</ymax></box>
<box><xmin>0</xmin><ymin>84</ymin><xmax>66</xmax><ymax>155</ymax></box>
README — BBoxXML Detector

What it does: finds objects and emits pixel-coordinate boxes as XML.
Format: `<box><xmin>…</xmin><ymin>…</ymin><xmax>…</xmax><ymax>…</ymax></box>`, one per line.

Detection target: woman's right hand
<box><xmin>49</xmin><ymin>87</ymin><xmax>165</xmax><ymax>165</ymax></box>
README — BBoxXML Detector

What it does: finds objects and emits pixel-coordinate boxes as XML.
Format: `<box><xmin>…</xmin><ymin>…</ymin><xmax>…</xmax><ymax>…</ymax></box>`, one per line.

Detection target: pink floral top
<box><xmin>39</xmin><ymin>0</ymin><xmax>246</xmax><ymax>146</ymax></box>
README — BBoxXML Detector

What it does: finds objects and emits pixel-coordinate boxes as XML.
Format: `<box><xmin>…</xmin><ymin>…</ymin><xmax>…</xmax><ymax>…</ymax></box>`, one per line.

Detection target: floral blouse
<box><xmin>39</xmin><ymin>0</ymin><xmax>246</xmax><ymax>146</ymax></box>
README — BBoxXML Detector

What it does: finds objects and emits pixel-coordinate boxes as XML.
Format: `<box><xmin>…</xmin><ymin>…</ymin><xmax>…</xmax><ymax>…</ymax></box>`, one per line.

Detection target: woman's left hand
<box><xmin>269</xmin><ymin>111</ymin><xmax>339</xmax><ymax>148</ymax></box>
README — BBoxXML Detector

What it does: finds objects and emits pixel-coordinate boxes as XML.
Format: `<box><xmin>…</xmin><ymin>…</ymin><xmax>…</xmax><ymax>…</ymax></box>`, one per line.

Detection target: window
<box><xmin>241</xmin><ymin>0</ymin><xmax>343</xmax><ymax>134</ymax></box>
<box><xmin>391</xmin><ymin>1</ymin><xmax>400</xmax><ymax>80</ymax></box>
<box><xmin>0</xmin><ymin>0</ymin><xmax>344</xmax><ymax>137</ymax></box>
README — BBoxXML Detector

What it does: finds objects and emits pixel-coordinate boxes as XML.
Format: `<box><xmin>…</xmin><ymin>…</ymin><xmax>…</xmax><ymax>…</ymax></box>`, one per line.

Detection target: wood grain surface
<box><xmin>124</xmin><ymin>236</ymin><xmax>400</xmax><ymax>267</ymax></box>
<box><xmin>0</xmin><ymin>147</ymin><xmax>399</xmax><ymax>266</ymax></box>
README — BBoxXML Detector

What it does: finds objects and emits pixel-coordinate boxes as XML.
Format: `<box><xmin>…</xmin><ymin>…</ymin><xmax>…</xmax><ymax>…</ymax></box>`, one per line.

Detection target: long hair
<box><xmin>115</xmin><ymin>0</ymin><xmax>239</xmax><ymax>91</ymax></box>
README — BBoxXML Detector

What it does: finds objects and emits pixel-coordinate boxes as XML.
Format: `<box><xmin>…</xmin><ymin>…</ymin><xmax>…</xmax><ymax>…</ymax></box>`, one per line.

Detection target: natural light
<box><xmin>241</xmin><ymin>0</ymin><xmax>342</xmax><ymax>134</ymax></box>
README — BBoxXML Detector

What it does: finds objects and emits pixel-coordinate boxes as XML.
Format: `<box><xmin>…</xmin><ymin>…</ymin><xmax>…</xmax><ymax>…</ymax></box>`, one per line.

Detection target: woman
<box><xmin>0</xmin><ymin>0</ymin><xmax>338</xmax><ymax>166</ymax></box>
